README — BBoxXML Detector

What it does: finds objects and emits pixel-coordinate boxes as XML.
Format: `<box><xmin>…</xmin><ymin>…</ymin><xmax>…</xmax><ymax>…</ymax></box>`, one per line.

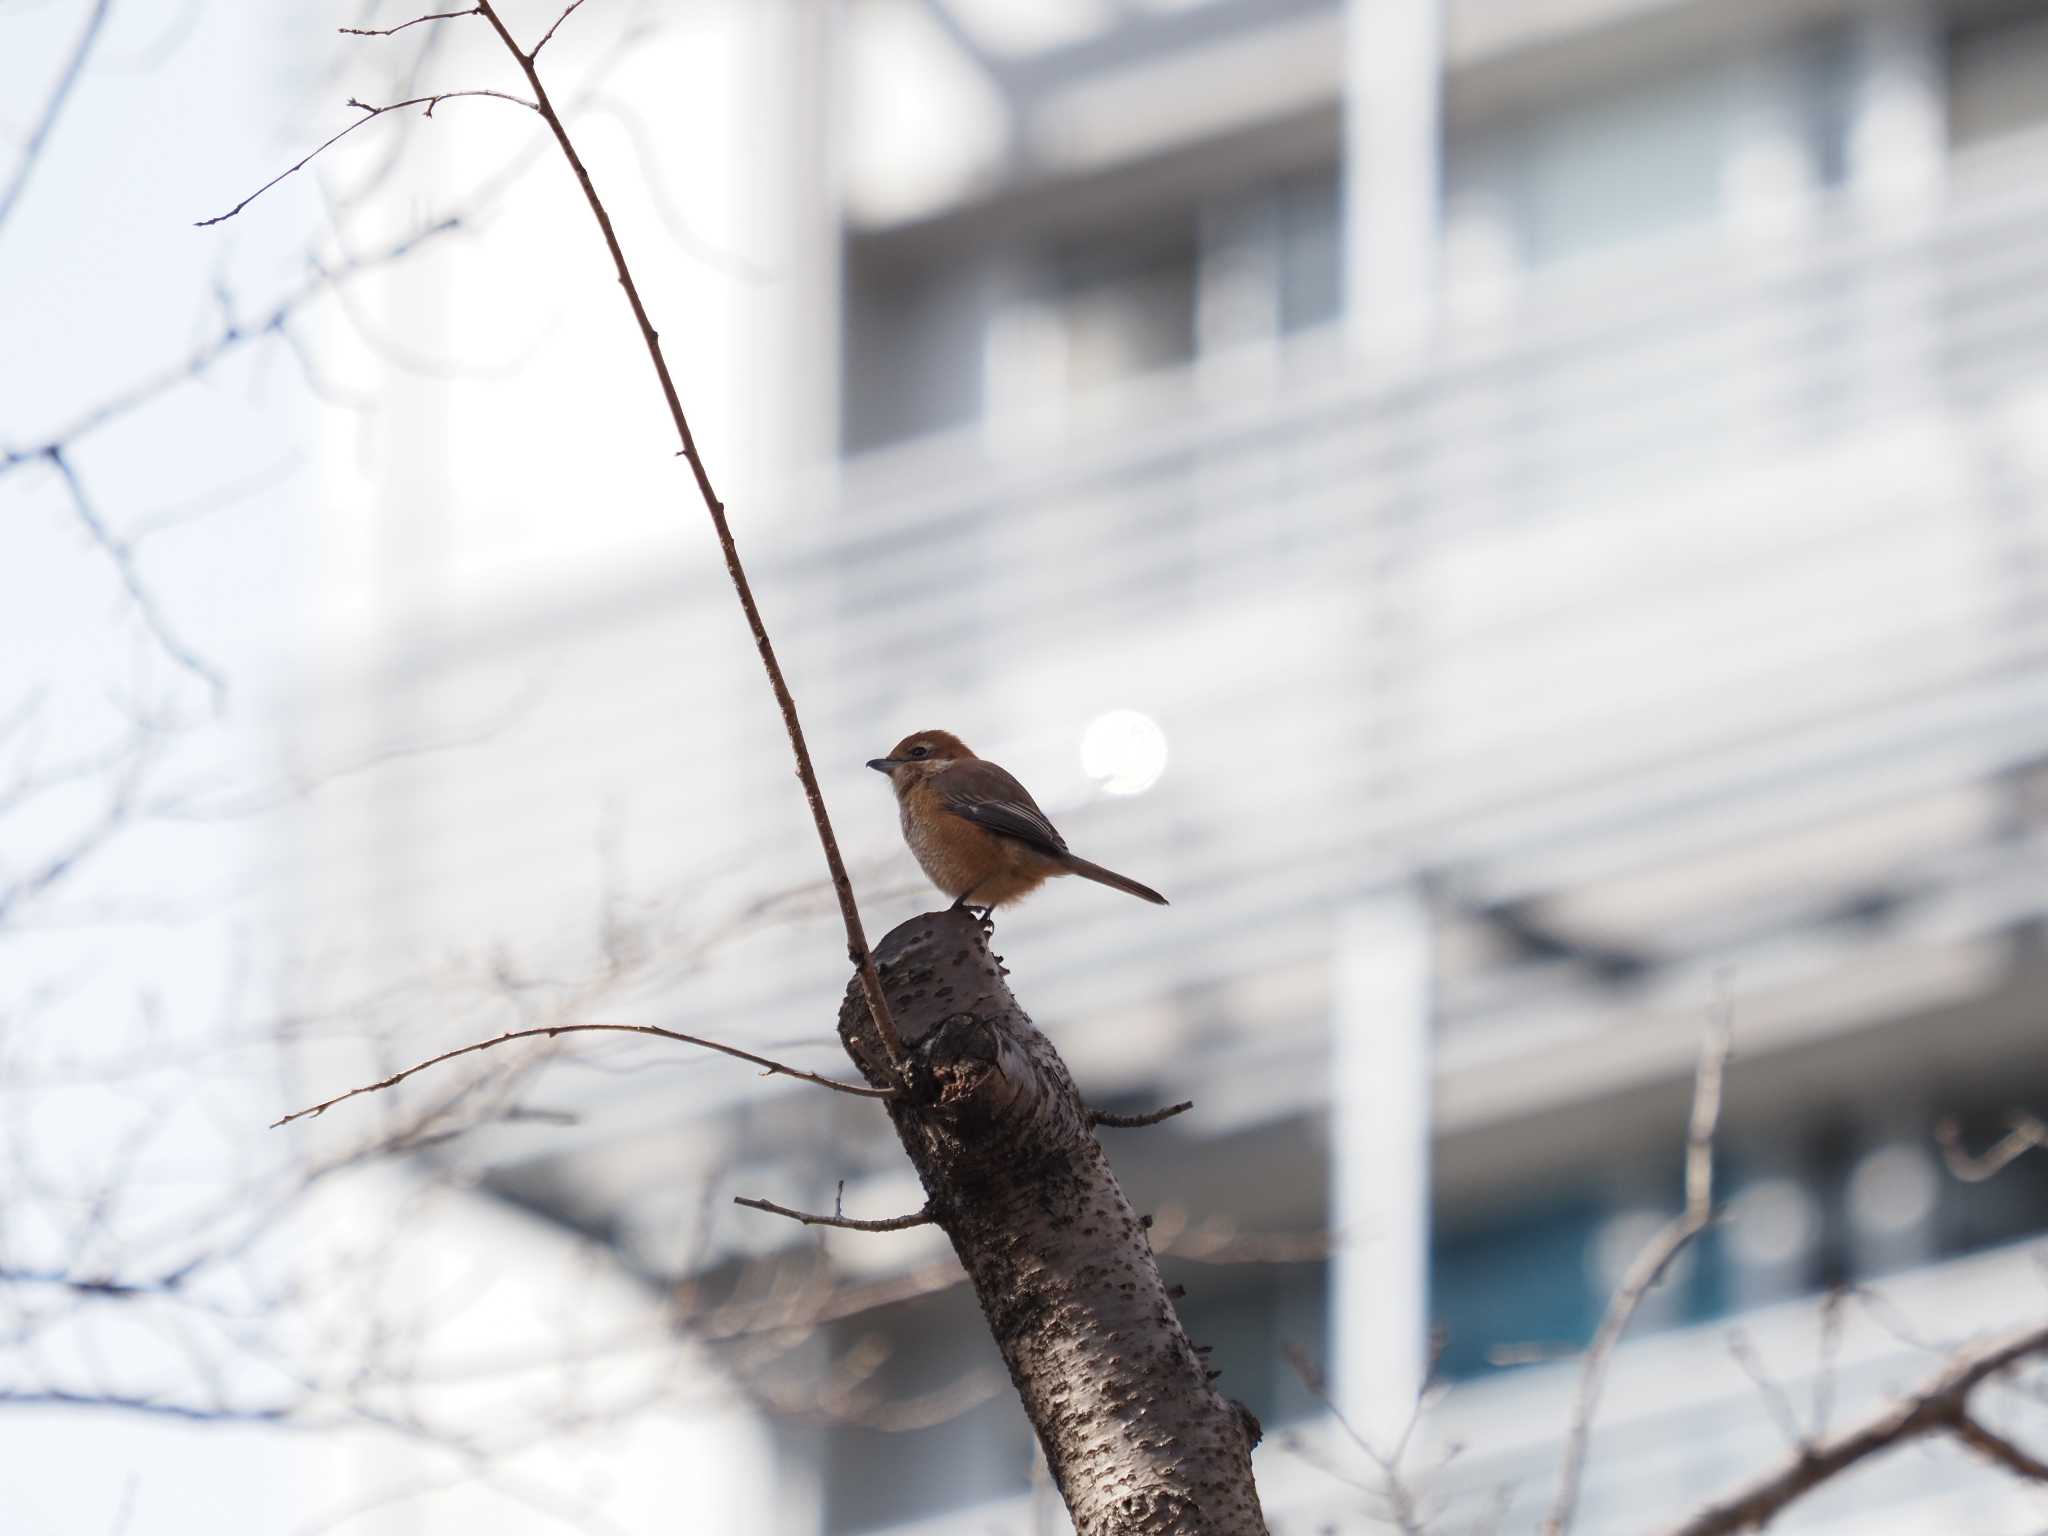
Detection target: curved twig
<box><xmin>273</xmin><ymin>1022</ymin><xmax>895</xmax><ymax>1128</ymax></box>
<box><xmin>531</xmin><ymin>0</ymin><xmax>590</xmax><ymax>58</ymax></box>
<box><xmin>196</xmin><ymin>91</ymin><xmax>536</xmax><ymax>227</ymax></box>
<box><xmin>733</xmin><ymin>1196</ymin><xmax>934</xmax><ymax>1233</ymax></box>
<box><xmin>340</xmin><ymin>8</ymin><xmax>480</xmax><ymax>38</ymax></box>
<box><xmin>1937</xmin><ymin>1114</ymin><xmax>2047</xmax><ymax>1183</ymax></box>
<box><xmin>1545</xmin><ymin>999</ymin><xmax>1732</xmax><ymax>1536</ymax></box>
<box><xmin>1091</xmin><ymin>1100</ymin><xmax>1195</xmax><ymax>1129</ymax></box>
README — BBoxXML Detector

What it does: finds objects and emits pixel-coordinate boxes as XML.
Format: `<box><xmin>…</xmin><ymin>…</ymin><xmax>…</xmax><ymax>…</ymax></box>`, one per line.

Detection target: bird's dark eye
<box><xmin>908</xmin><ymin>744</ymin><xmax>929</xmax><ymax>759</ymax></box>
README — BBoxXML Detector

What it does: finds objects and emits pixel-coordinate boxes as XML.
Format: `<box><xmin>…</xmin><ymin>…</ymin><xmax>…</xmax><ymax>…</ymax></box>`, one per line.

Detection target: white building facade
<box><xmin>307</xmin><ymin>0</ymin><xmax>2048</xmax><ymax>1530</ymax></box>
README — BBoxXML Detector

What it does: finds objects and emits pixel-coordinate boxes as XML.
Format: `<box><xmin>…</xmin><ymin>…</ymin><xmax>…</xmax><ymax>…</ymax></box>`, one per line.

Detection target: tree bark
<box><xmin>839</xmin><ymin>909</ymin><xmax>1270</xmax><ymax>1536</ymax></box>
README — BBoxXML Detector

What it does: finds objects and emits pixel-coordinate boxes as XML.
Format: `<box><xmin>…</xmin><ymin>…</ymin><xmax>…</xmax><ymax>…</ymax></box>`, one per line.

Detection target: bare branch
<box><xmin>273</xmin><ymin>1022</ymin><xmax>895</xmax><ymax>1128</ymax></box>
<box><xmin>1937</xmin><ymin>1114</ymin><xmax>2047</xmax><ymax>1183</ymax></box>
<box><xmin>732</xmin><ymin>1197</ymin><xmax>935</xmax><ymax>1233</ymax></box>
<box><xmin>3</xmin><ymin>218</ymin><xmax>461</xmax><ymax>481</ymax></box>
<box><xmin>1091</xmin><ymin>1099</ymin><xmax>1194</xmax><ymax>1129</ymax></box>
<box><xmin>0</xmin><ymin>1390</ymin><xmax>289</xmax><ymax>1426</ymax></box>
<box><xmin>44</xmin><ymin>447</ymin><xmax>225</xmax><ymax>704</ymax></box>
<box><xmin>467</xmin><ymin>0</ymin><xmax>906</xmax><ymax>1070</ymax></box>
<box><xmin>1951</xmin><ymin>1411</ymin><xmax>2048</xmax><ymax>1483</ymax></box>
<box><xmin>1660</xmin><ymin>1322</ymin><xmax>2048</xmax><ymax>1536</ymax></box>
<box><xmin>340</xmin><ymin>8</ymin><xmax>480</xmax><ymax>38</ymax></box>
<box><xmin>1545</xmin><ymin>996</ymin><xmax>1732</xmax><ymax>1536</ymax></box>
<box><xmin>1284</xmin><ymin>1344</ymin><xmax>1428</xmax><ymax>1536</ymax></box>
<box><xmin>1726</xmin><ymin>1328</ymin><xmax>1811</xmax><ymax>1454</ymax></box>
<box><xmin>0</xmin><ymin>0</ymin><xmax>115</xmax><ymax>241</ymax></box>
<box><xmin>196</xmin><ymin>92</ymin><xmax>536</xmax><ymax>228</ymax></box>
<box><xmin>531</xmin><ymin>0</ymin><xmax>591</xmax><ymax>59</ymax></box>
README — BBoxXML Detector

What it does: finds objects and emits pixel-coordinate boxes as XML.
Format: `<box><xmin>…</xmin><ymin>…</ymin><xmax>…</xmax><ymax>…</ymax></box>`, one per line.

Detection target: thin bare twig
<box><xmin>1091</xmin><ymin>1100</ymin><xmax>1194</xmax><ymax>1129</ymax></box>
<box><xmin>4</xmin><ymin>218</ymin><xmax>461</xmax><ymax>481</ymax></box>
<box><xmin>733</xmin><ymin>1197</ymin><xmax>934</xmax><ymax>1233</ymax></box>
<box><xmin>1726</xmin><ymin>1328</ymin><xmax>1810</xmax><ymax>1455</ymax></box>
<box><xmin>1545</xmin><ymin>995</ymin><xmax>1733</xmax><ymax>1536</ymax></box>
<box><xmin>469</xmin><ymin>0</ymin><xmax>905</xmax><ymax>1068</ymax></box>
<box><xmin>195</xmin><ymin>91</ymin><xmax>536</xmax><ymax>228</ymax></box>
<box><xmin>1811</xmin><ymin>1286</ymin><xmax>1846</xmax><ymax>1441</ymax></box>
<box><xmin>340</xmin><ymin>8</ymin><xmax>479</xmax><ymax>37</ymax></box>
<box><xmin>0</xmin><ymin>0</ymin><xmax>116</xmax><ymax>240</ymax></box>
<box><xmin>1284</xmin><ymin>1343</ymin><xmax>1429</xmax><ymax>1536</ymax></box>
<box><xmin>273</xmin><ymin>1022</ymin><xmax>894</xmax><ymax>1128</ymax></box>
<box><xmin>44</xmin><ymin>447</ymin><xmax>225</xmax><ymax>704</ymax></box>
<box><xmin>1660</xmin><ymin>1322</ymin><xmax>2048</xmax><ymax>1536</ymax></box>
<box><xmin>1937</xmin><ymin>1114</ymin><xmax>2048</xmax><ymax>1183</ymax></box>
<box><xmin>531</xmin><ymin>0</ymin><xmax>590</xmax><ymax>58</ymax></box>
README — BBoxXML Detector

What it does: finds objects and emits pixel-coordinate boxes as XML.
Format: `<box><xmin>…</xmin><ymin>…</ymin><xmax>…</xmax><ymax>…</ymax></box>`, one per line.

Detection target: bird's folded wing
<box><xmin>939</xmin><ymin>761</ymin><xmax>1070</xmax><ymax>858</ymax></box>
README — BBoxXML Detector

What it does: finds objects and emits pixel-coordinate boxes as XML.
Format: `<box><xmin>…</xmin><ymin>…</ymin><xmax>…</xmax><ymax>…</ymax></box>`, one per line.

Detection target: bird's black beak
<box><xmin>866</xmin><ymin>758</ymin><xmax>895</xmax><ymax>773</ymax></box>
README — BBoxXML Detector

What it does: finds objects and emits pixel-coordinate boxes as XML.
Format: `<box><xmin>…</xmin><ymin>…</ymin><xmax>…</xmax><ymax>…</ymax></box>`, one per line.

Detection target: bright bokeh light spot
<box><xmin>1080</xmin><ymin>710</ymin><xmax>1168</xmax><ymax>796</ymax></box>
<box><xmin>1847</xmin><ymin>1145</ymin><xmax>1937</xmax><ymax>1235</ymax></box>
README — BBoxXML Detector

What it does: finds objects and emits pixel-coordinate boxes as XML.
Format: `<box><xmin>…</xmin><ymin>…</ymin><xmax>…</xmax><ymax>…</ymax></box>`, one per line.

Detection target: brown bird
<box><xmin>868</xmin><ymin>730</ymin><xmax>1168</xmax><ymax>911</ymax></box>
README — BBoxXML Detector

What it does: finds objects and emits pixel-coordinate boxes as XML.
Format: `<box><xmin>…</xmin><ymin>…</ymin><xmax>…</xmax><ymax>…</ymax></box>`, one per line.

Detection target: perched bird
<box><xmin>868</xmin><ymin>730</ymin><xmax>1168</xmax><ymax>911</ymax></box>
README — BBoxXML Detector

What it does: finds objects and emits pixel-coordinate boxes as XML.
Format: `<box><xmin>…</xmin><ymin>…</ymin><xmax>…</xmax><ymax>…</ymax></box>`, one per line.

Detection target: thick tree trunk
<box><xmin>839</xmin><ymin>909</ymin><xmax>1270</xmax><ymax>1536</ymax></box>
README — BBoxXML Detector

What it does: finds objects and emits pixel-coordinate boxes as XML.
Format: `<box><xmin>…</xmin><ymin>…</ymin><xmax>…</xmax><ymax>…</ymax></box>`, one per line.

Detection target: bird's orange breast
<box><xmin>899</xmin><ymin>779</ymin><xmax>1062</xmax><ymax>906</ymax></box>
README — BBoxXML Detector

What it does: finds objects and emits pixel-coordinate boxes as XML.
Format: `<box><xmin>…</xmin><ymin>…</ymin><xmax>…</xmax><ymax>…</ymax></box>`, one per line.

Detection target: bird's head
<box><xmin>867</xmin><ymin>730</ymin><xmax>974</xmax><ymax>789</ymax></box>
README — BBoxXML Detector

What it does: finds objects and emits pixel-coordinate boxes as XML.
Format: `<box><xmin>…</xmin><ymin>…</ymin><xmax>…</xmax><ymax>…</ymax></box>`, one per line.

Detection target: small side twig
<box><xmin>0</xmin><ymin>0</ymin><xmax>115</xmax><ymax>240</ymax></box>
<box><xmin>1726</xmin><ymin>1328</ymin><xmax>1811</xmax><ymax>1455</ymax></box>
<box><xmin>734</xmin><ymin>1196</ymin><xmax>934</xmax><ymax>1233</ymax></box>
<box><xmin>1951</xmin><ymin>1412</ymin><xmax>2048</xmax><ymax>1483</ymax></box>
<box><xmin>339</xmin><ymin>8</ymin><xmax>479</xmax><ymax>38</ymax></box>
<box><xmin>1937</xmin><ymin>1114</ymin><xmax>2047</xmax><ymax>1183</ymax></box>
<box><xmin>1285</xmin><ymin>1343</ymin><xmax>1430</xmax><ymax>1536</ymax></box>
<box><xmin>1090</xmin><ymin>1100</ymin><xmax>1194</xmax><ymax>1129</ymax></box>
<box><xmin>531</xmin><ymin>0</ymin><xmax>590</xmax><ymax>58</ymax></box>
<box><xmin>1811</xmin><ymin>1286</ymin><xmax>1847</xmax><ymax>1441</ymax></box>
<box><xmin>1545</xmin><ymin>992</ymin><xmax>1733</xmax><ymax>1536</ymax></box>
<box><xmin>195</xmin><ymin>91</ymin><xmax>536</xmax><ymax>227</ymax></box>
<box><xmin>44</xmin><ymin>446</ymin><xmax>225</xmax><ymax>705</ymax></box>
<box><xmin>273</xmin><ymin>1022</ymin><xmax>895</xmax><ymax>1128</ymax></box>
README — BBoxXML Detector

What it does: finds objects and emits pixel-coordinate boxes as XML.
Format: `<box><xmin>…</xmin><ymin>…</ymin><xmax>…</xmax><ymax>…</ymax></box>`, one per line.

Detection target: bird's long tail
<box><xmin>1062</xmin><ymin>854</ymin><xmax>1169</xmax><ymax>905</ymax></box>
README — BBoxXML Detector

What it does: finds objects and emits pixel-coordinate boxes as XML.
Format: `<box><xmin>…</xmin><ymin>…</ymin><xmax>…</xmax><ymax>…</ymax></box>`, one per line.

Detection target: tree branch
<box><xmin>0</xmin><ymin>0</ymin><xmax>115</xmax><ymax>241</ymax></box>
<box><xmin>1545</xmin><ymin>998</ymin><xmax>1732</xmax><ymax>1536</ymax></box>
<box><xmin>1659</xmin><ymin>1321</ymin><xmax>2048</xmax><ymax>1536</ymax></box>
<box><xmin>732</xmin><ymin>1196</ymin><xmax>934</xmax><ymax>1233</ymax></box>
<box><xmin>195</xmin><ymin>91</ymin><xmax>536</xmax><ymax>228</ymax></box>
<box><xmin>1952</xmin><ymin>1411</ymin><xmax>2048</xmax><ymax>1483</ymax></box>
<box><xmin>1937</xmin><ymin>1114</ymin><xmax>2047</xmax><ymax>1183</ymax></box>
<box><xmin>273</xmin><ymin>1022</ymin><xmax>894</xmax><ymax>1128</ymax></box>
<box><xmin>467</xmin><ymin>0</ymin><xmax>906</xmax><ymax>1071</ymax></box>
<box><xmin>1090</xmin><ymin>1099</ymin><xmax>1194</xmax><ymax>1129</ymax></box>
<box><xmin>340</xmin><ymin>8</ymin><xmax>480</xmax><ymax>38</ymax></box>
<box><xmin>44</xmin><ymin>446</ymin><xmax>226</xmax><ymax>704</ymax></box>
<box><xmin>531</xmin><ymin>0</ymin><xmax>590</xmax><ymax>59</ymax></box>
<box><xmin>4</xmin><ymin>217</ymin><xmax>461</xmax><ymax>481</ymax></box>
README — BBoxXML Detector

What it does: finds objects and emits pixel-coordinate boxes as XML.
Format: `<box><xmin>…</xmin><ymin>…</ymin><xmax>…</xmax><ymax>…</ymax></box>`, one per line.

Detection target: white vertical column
<box><xmin>1342</xmin><ymin>0</ymin><xmax>1443</xmax><ymax>359</ymax></box>
<box><xmin>1848</xmin><ymin>0</ymin><xmax>1945</xmax><ymax>225</ymax></box>
<box><xmin>1331</xmin><ymin>883</ymin><xmax>1434</xmax><ymax>1445</ymax></box>
<box><xmin>746</xmin><ymin>0</ymin><xmax>842</xmax><ymax>482</ymax></box>
<box><xmin>1846</xmin><ymin>2</ymin><xmax>1944</xmax><ymax>425</ymax></box>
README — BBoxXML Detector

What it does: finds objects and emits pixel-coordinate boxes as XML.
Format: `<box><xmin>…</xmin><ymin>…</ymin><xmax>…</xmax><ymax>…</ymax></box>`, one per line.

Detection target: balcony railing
<box><xmin>409</xmin><ymin>128</ymin><xmax>2048</xmax><ymax>1141</ymax></box>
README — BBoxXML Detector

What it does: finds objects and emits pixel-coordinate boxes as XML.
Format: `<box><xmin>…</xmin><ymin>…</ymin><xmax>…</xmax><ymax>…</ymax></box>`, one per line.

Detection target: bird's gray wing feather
<box><xmin>939</xmin><ymin>760</ymin><xmax>1069</xmax><ymax>858</ymax></box>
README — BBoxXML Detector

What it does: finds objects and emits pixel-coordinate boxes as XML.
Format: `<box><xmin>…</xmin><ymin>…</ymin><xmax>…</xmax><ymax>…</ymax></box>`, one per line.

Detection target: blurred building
<box><xmin>308</xmin><ymin>0</ymin><xmax>2048</xmax><ymax>1530</ymax></box>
